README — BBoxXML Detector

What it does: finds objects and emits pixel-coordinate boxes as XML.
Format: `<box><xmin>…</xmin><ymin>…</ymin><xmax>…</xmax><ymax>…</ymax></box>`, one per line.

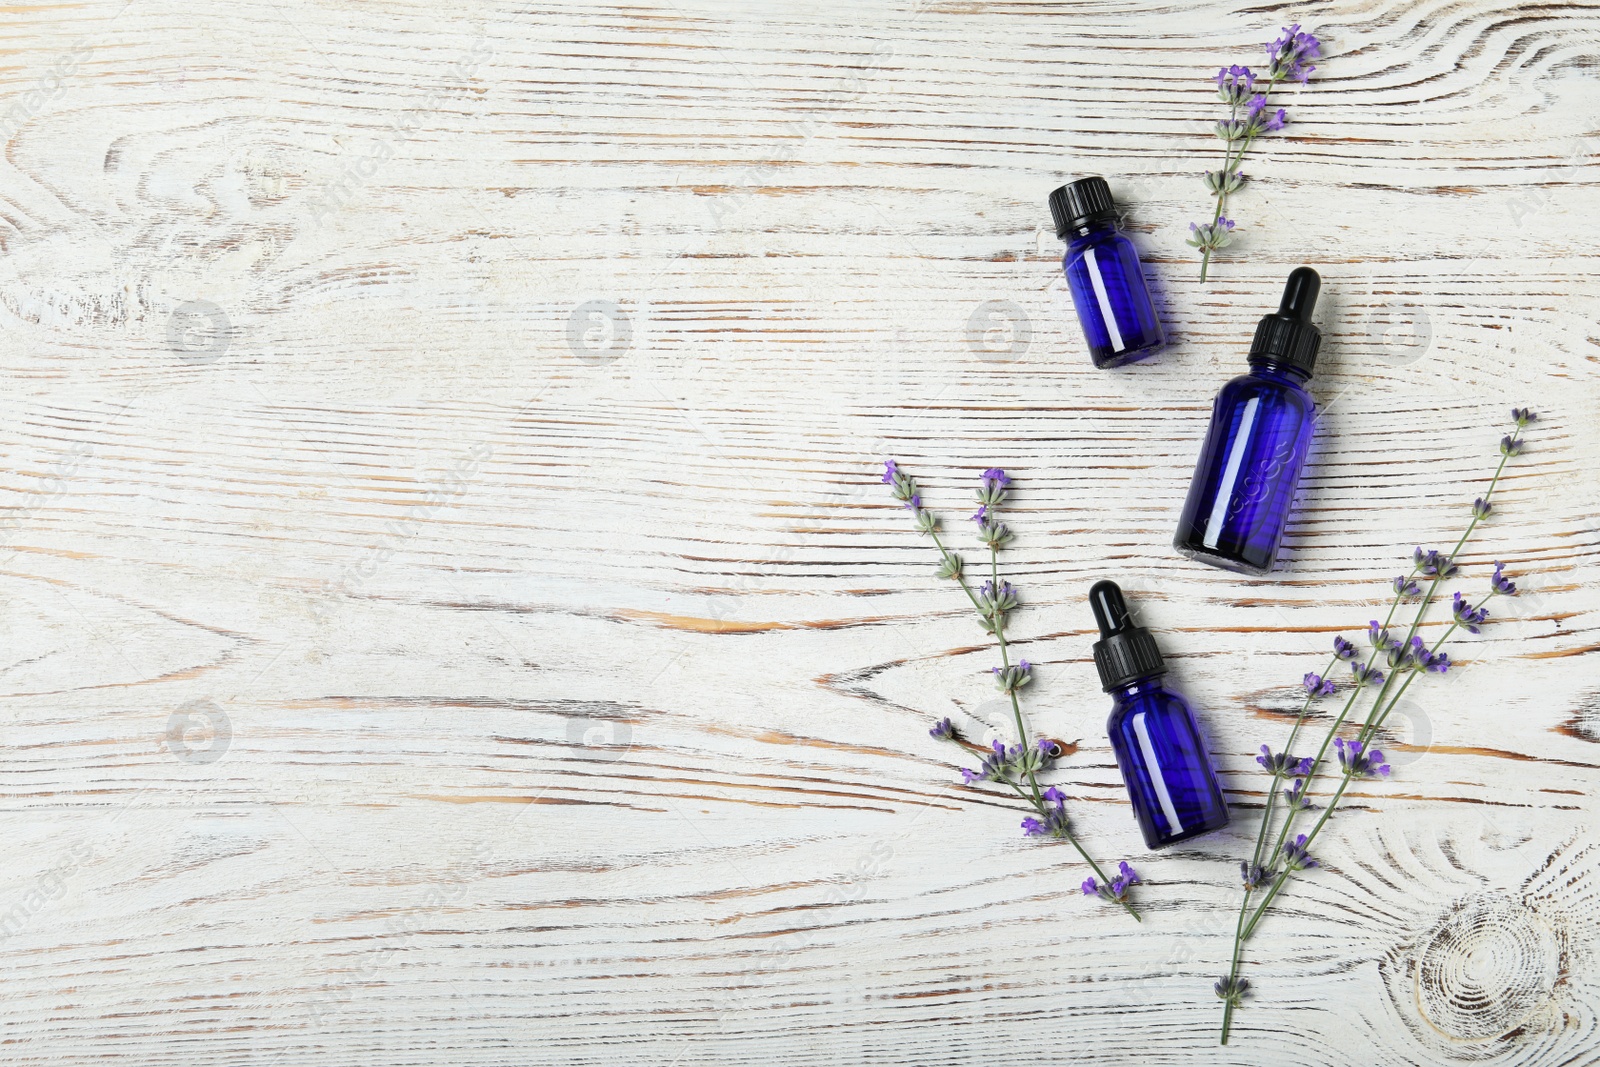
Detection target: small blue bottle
<box><xmin>1049</xmin><ymin>177</ymin><xmax>1164</xmax><ymax>368</ymax></box>
<box><xmin>1174</xmin><ymin>267</ymin><xmax>1323</xmax><ymax>576</ymax></box>
<box><xmin>1090</xmin><ymin>580</ymin><xmax>1230</xmax><ymax>850</ymax></box>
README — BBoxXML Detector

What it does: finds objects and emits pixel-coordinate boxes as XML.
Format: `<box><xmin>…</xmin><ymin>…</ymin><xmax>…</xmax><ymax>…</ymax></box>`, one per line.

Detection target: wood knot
<box><xmin>1412</xmin><ymin>892</ymin><xmax>1561</xmax><ymax>1042</ymax></box>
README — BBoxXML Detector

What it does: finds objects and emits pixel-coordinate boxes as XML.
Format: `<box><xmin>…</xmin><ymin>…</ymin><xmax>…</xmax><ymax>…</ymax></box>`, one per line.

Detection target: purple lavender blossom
<box><xmin>1024</xmin><ymin>785</ymin><xmax>1070</xmax><ymax>838</ymax></box>
<box><xmin>1245</xmin><ymin>95</ymin><xmax>1287</xmax><ymax>133</ymax></box>
<box><xmin>1393</xmin><ymin>575</ymin><xmax>1422</xmax><ymax>597</ymax></box>
<box><xmin>1423</xmin><ymin>649</ymin><xmax>1451</xmax><ymax>674</ymax></box>
<box><xmin>1110</xmin><ymin>861</ymin><xmax>1140</xmax><ymax>898</ymax></box>
<box><xmin>1452</xmin><ymin>591</ymin><xmax>1490</xmax><ymax>633</ymax></box>
<box><xmin>1266</xmin><ymin>23</ymin><xmax>1321</xmax><ymax>83</ymax></box>
<box><xmin>1368</xmin><ymin>620</ymin><xmax>1399</xmax><ymax>651</ymax></box>
<box><xmin>1414</xmin><ymin>547</ymin><xmax>1459</xmax><ymax>578</ymax></box>
<box><xmin>1082</xmin><ymin>861</ymin><xmax>1139</xmax><ymax>903</ymax></box>
<box><xmin>1501</xmin><ymin>433</ymin><xmax>1525</xmax><ymax>457</ymax></box>
<box><xmin>1472</xmin><ymin>497</ymin><xmax>1493</xmax><ymax>520</ymax></box>
<box><xmin>1511</xmin><ymin>407</ymin><xmax>1536</xmax><ymax>427</ymax></box>
<box><xmin>1335</xmin><ymin>738</ymin><xmax>1390</xmax><ymax>778</ymax></box>
<box><xmin>1333</xmin><ymin>635</ymin><xmax>1357</xmax><ymax>660</ymax></box>
<box><xmin>929</xmin><ymin>717</ymin><xmax>957</xmax><ymax>740</ymax></box>
<box><xmin>1350</xmin><ymin>662</ymin><xmax>1384</xmax><ymax>687</ymax></box>
<box><xmin>881</xmin><ymin>459</ymin><xmax>898</xmax><ymax>484</ymax></box>
<box><xmin>991</xmin><ymin>658</ymin><xmax>1032</xmax><ymax>693</ymax></box>
<box><xmin>977</xmin><ymin>467</ymin><xmax>1011</xmax><ymax>506</ymax></box>
<box><xmin>1214</xmin><ymin>64</ymin><xmax>1256</xmax><ymax>103</ymax></box>
<box><xmin>1240</xmin><ymin>862</ymin><xmax>1272</xmax><ymax>890</ymax></box>
<box><xmin>1257</xmin><ymin>745</ymin><xmax>1312</xmax><ymax>777</ymax></box>
<box><xmin>1214</xmin><ymin>975</ymin><xmax>1250</xmax><ymax>1004</ymax></box>
<box><xmin>1490</xmin><ymin>561</ymin><xmax>1518</xmax><ymax>596</ymax></box>
<box><xmin>970</xmin><ymin>504</ymin><xmax>988</xmax><ymax>525</ymax></box>
<box><xmin>1281</xmin><ymin>833</ymin><xmax>1318</xmax><ymax>871</ymax></box>
<box><xmin>1303</xmin><ymin>672</ymin><xmax>1335</xmax><ymax>698</ymax></box>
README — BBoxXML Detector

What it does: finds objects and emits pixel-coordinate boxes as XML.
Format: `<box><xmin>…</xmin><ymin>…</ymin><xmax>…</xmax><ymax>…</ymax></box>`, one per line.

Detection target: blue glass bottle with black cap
<box><xmin>1174</xmin><ymin>267</ymin><xmax>1323</xmax><ymax>575</ymax></box>
<box><xmin>1090</xmin><ymin>580</ymin><xmax>1230</xmax><ymax>850</ymax></box>
<box><xmin>1049</xmin><ymin>177</ymin><xmax>1164</xmax><ymax>368</ymax></box>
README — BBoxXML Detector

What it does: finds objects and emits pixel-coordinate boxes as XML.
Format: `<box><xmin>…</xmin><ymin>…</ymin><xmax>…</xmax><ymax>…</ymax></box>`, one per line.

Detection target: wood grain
<box><xmin>0</xmin><ymin>0</ymin><xmax>1596</xmax><ymax>1063</ymax></box>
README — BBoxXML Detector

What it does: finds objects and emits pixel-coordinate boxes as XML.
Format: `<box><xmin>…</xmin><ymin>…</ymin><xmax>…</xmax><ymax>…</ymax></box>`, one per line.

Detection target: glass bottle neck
<box><xmin>1246</xmin><ymin>358</ymin><xmax>1312</xmax><ymax>384</ymax></box>
<box><xmin>1111</xmin><ymin>673</ymin><xmax>1168</xmax><ymax>700</ymax></box>
<box><xmin>1063</xmin><ymin>218</ymin><xmax>1119</xmax><ymax>245</ymax></box>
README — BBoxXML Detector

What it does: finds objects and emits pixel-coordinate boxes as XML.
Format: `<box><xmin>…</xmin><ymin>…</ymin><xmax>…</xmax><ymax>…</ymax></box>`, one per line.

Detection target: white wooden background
<box><xmin>0</xmin><ymin>0</ymin><xmax>1596</xmax><ymax>1063</ymax></box>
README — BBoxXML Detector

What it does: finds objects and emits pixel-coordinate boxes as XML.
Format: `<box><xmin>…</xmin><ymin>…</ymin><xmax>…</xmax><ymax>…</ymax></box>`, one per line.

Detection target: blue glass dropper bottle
<box><xmin>1090</xmin><ymin>580</ymin><xmax>1230</xmax><ymax>850</ymax></box>
<box><xmin>1049</xmin><ymin>177</ymin><xmax>1164</xmax><ymax>368</ymax></box>
<box><xmin>1174</xmin><ymin>267</ymin><xmax>1323</xmax><ymax>575</ymax></box>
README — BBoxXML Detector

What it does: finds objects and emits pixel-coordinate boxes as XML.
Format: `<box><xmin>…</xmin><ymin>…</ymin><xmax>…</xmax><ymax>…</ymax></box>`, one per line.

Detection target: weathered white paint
<box><xmin>0</xmin><ymin>0</ymin><xmax>1595</xmax><ymax>1063</ymax></box>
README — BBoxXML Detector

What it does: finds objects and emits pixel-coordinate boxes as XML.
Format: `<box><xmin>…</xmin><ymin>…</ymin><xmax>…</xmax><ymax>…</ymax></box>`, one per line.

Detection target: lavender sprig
<box><xmin>1191</xmin><ymin>25</ymin><xmax>1322</xmax><ymax>282</ymax></box>
<box><xmin>1216</xmin><ymin>409</ymin><xmax>1535</xmax><ymax>1045</ymax></box>
<box><xmin>885</xmin><ymin>461</ymin><xmax>1141</xmax><ymax>921</ymax></box>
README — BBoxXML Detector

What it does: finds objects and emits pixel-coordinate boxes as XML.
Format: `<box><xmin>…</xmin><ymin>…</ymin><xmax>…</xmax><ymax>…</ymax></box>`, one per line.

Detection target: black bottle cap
<box><xmin>1048</xmin><ymin>177</ymin><xmax>1118</xmax><ymax>238</ymax></box>
<box><xmin>1248</xmin><ymin>266</ymin><xmax>1322</xmax><ymax>375</ymax></box>
<box><xmin>1089</xmin><ymin>580</ymin><xmax>1166</xmax><ymax>692</ymax></box>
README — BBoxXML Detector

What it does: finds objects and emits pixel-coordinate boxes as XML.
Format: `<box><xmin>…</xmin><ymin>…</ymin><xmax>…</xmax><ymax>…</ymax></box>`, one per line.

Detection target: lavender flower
<box><xmin>1240</xmin><ymin>862</ymin><xmax>1273</xmax><ymax>890</ymax></box>
<box><xmin>1266</xmin><ymin>23</ymin><xmax>1321</xmax><ymax>82</ymax></box>
<box><xmin>929</xmin><ymin>717</ymin><xmax>957</xmax><ymax>741</ymax></box>
<box><xmin>1214</xmin><ymin>64</ymin><xmax>1256</xmax><ymax>103</ymax></box>
<box><xmin>1350</xmin><ymin>662</ymin><xmax>1384</xmax><ymax>687</ymax></box>
<box><xmin>1244</xmin><ymin>95</ymin><xmax>1287</xmax><ymax>134</ymax></box>
<box><xmin>1490</xmin><ymin>561</ymin><xmax>1518</xmax><ymax>596</ymax></box>
<box><xmin>977</xmin><ymin>467</ymin><xmax>1011</xmax><ymax>506</ymax></box>
<box><xmin>1472</xmin><ymin>497</ymin><xmax>1493</xmax><ymax>520</ymax></box>
<box><xmin>1302</xmin><ymin>672</ymin><xmax>1335</xmax><ymax>698</ymax></box>
<box><xmin>1393</xmin><ymin>575</ymin><xmax>1422</xmax><ymax>597</ymax></box>
<box><xmin>1281</xmin><ymin>834</ymin><xmax>1318</xmax><ymax>871</ymax></box>
<box><xmin>1333</xmin><ymin>635</ymin><xmax>1357</xmax><ymax>660</ymax></box>
<box><xmin>991</xmin><ymin>659</ymin><xmax>1033</xmax><ymax>694</ymax></box>
<box><xmin>1414</xmin><ymin>547</ymin><xmax>1458</xmax><ymax>578</ymax></box>
<box><xmin>1367</xmin><ymin>620</ymin><xmax>1399</xmax><ymax>652</ymax></box>
<box><xmin>1452</xmin><ymin>591</ymin><xmax>1489</xmax><ymax>633</ymax></box>
<box><xmin>1214</xmin><ymin>975</ymin><xmax>1250</xmax><ymax>1005</ymax></box>
<box><xmin>1257</xmin><ymin>745</ymin><xmax>1311</xmax><ymax>777</ymax></box>
<box><xmin>1023</xmin><ymin>785</ymin><xmax>1071</xmax><ymax>839</ymax></box>
<box><xmin>1084</xmin><ymin>861</ymin><xmax>1140</xmax><ymax>903</ymax></box>
<box><xmin>979</xmin><ymin>579</ymin><xmax>1020</xmax><ymax>615</ymax></box>
<box><xmin>1335</xmin><ymin>738</ymin><xmax>1389</xmax><ymax>778</ymax></box>
<box><xmin>1203</xmin><ymin>169</ymin><xmax>1244</xmax><ymax>195</ymax></box>
<box><xmin>1385</xmin><ymin>637</ymin><xmax>1417</xmax><ymax>671</ymax></box>
<box><xmin>1187</xmin><ymin>218</ymin><xmax>1236</xmax><ymax>254</ymax></box>
<box><xmin>1282</xmin><ymin>777</ymin><xmax>1312</xmax><ymax>810</ymax></box>
<box><xmin>1511</xmin><ymin>407</ymin><xmax>1536</xmax><ymax>428</ymax></box>
<box><xmin>1422</xmin><ymin>648</ymin><xmax>1451</xmax><ymax>674</ymax></box>
<box><xmin>974</xmin><ymin>514</ymin><xmax>1013</xmax><ymax>548</ymax></box>
<box><xmin>882</xmin><ymin>459</ymin><xmax>917</xmax><ymax>502</ymax></box>
<box><xmin>961</xmin><ymin>740</ymin><xmax>1011</xmax><ymax>784</ymax></box>
<box><xmin>1500</xmin><ymin>433</ymin><xmax>1525</xmax><ymax>457</ymax></box>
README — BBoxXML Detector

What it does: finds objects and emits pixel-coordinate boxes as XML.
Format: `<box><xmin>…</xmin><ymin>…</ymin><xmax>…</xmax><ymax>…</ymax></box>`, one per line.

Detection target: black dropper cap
<box><xmin>1089</xmin><ymin>580</ymin><xmax>1166</xmax><ymax>692</ymax></box>
<box><xmin>1248</xmin><ymin>266</ymin><xmax>1322</xmax><ymax>376</ymax></box>
<box><xmin>1048</xmin><ymin>177</ymin><xmax>1118</xmax><ymax>238</ymax></box>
